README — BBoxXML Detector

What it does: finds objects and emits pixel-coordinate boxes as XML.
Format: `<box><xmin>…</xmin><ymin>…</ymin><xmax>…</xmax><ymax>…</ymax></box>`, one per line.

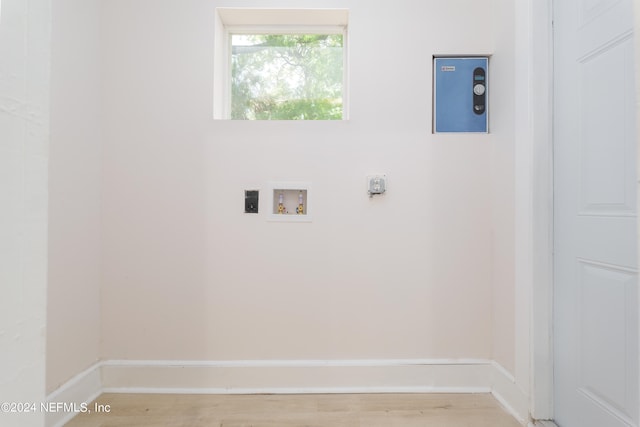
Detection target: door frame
<box><xmin>517</xmin><ymin>0</ymin><xmax>554</xmax><ymax>421</ymax></box>
<box><xmin>525</xmin><ymin>0</ymin><xmax>640</xmax><ymax>424</ymax></box>
<box><xmin>636</xmin><ymin>6</ymin><xmax>640</xmax><ymax>424</ymax></box>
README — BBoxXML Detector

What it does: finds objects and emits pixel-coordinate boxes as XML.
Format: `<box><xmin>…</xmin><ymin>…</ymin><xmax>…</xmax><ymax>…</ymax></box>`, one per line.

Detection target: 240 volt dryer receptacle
<box><xmin>433</xmin><ymin>57</ymin><xmax>488</xmax><ymax>133</ymax></box>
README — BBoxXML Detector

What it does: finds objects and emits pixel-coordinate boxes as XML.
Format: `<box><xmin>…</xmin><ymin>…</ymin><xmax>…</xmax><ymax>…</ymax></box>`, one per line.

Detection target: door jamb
<box><xmin>524</xmin><ymin>0</ymin><xmax>554</xmax><ymax>421</ymax></box>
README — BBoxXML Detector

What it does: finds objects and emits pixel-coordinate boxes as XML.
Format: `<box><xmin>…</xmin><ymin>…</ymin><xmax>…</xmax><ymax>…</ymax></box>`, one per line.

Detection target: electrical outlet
<box><xmin>367</xmin><ymin>175</ymin><xmax>387</xmax><ymax>196</ymax></box>
<box><xmin>244</xmin><ymin>190</ymin><xmax>259</xmax><ymax>213</ymax></box>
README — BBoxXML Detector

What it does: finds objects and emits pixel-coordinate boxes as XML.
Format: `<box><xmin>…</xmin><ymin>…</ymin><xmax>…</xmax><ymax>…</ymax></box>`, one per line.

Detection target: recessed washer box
<box><xmin>267</xmin><ymin>182</ymin><xmax>312</xmax><ymax>222</ymax></box>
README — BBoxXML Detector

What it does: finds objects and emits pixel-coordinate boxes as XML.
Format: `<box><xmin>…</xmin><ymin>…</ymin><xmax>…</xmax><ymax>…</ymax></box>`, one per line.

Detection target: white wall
<box><xmin>98</xmin><ymin>0</ymin><xmax>498</xmax><ymax>362</ymax></box>
<box><xmin>46</xmin><ymin>0</ymin><xmax>102</xmax><ymax>393</ymax></box>
<box><xmin>513</xmin><ymin>0</ymin><xmax>535</xmax><ymax>404</ymax></box>
<box><xmin>0</xmin><ymin>0</ymin><xmax>50</xmax><ymax>425</ymax></box>
<box><xmin>490</xmin><ymin>0</ymin><xmax>516</xmax><ymax>375</ymax></box>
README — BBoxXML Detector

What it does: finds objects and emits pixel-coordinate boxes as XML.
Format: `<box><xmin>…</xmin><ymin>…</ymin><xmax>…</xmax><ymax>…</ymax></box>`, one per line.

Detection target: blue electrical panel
<box><xmin>434</xmin><ymin>57</ymin><xmax>488</xmax><ymax>133</ymax></box>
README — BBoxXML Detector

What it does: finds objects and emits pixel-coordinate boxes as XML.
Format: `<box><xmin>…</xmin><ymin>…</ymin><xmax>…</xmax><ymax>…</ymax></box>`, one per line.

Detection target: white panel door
<box><xmin>553</xmin><ymin>0</ymin><xmax>638</xmax><ymax>426</ymax></box>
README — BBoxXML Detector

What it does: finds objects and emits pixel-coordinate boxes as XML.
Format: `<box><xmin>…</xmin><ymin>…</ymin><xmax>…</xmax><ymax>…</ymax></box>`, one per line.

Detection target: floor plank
<box><xmin>64</xmin><ymin>393</ymin><xmax>523</xmax><ymax>426</ymax></box>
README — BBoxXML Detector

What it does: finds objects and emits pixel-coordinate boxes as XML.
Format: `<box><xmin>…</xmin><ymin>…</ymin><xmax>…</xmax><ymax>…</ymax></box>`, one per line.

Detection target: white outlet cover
<box><xmin>367</xmin><ymin>174</ymin><xmax>387</xmax><ymax>195</ymax></box>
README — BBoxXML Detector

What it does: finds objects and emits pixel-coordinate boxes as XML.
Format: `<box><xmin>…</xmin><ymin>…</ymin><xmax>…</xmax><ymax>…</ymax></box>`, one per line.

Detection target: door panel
<box><xmin>578</xmin><ymin>260</ymin><xmax>637</xmax><ymax>424</ymax></box>
<box><xmin>579</xmin><ymin>40</ymin><xmax>636</xmax><ymax>217</ymax></box>
<box><xmin>577</xmin><ymin>0</ymin><xmax>633</xmax><ymax>56</ymax></box>
<box><xmin>553</xmin><ymin>0</ymin><xmax>638</xmax><ymax>426</ymax></box>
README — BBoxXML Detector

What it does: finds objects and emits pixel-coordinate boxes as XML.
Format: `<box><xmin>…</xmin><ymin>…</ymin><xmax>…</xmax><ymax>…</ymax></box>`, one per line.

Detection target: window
<box><xmin>214</xmin><ymin>8</ymin><xmax>349</xmax><ymax>120</ymax></box>
<box><xmin>231</xmin><ymin>34</ymin><xmax>343</xmax><ymax>120</ymax></box>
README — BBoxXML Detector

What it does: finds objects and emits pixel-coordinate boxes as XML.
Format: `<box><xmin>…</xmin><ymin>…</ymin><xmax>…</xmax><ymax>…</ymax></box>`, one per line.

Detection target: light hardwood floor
<box><xmin>64</xmin><ymin>393</ymin><xmax>523</xmax><ymax>426</ymax></box>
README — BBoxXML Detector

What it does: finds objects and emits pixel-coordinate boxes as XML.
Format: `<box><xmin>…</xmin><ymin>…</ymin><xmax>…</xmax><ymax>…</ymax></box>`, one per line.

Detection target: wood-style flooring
<box><xmin>64</xmin><ymin>393</ymin><xmax>523</xmax><ymax>426</ymax></box>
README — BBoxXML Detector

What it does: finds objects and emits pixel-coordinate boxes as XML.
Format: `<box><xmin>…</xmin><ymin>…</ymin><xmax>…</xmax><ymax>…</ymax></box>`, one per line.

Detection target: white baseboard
<box><xmin>491</xmin><ymin>361</ymin><xmax>530</xmax><ymax>425</ymax></box>
<box><xmin>45</xmin><ymin>362</ymin><xmax>102</xmax><ymax>427</ymax></box>
<box><xmin>46</xmin><ymin>358</ymin><xmax>531</xmax><ymax>426</ymax></box>
<box><xmin>529</xmin><ymin>421</ymin><xmax>558</xmax><ymax>427</ymax></box>
<box><xmin>100</xmin><ymin>358</ymin><xmax>493</xmax><ymax>394</ymax></box>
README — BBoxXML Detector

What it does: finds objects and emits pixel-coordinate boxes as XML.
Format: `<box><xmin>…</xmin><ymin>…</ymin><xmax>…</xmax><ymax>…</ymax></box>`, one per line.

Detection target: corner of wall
<box><xmin>491</xmin><ymin>361</ymin><xmax>530</xmax><ymax>425</ymax></box>
<box><xmin>0</xmin><ymin>1</ymin><xmax>51</xmax><ymax>426</ymax></box>
<box><xmin>46</xmin><ymin>0</ymin><xmax>103</xmax><ymax>395</ymax></box>
<box><xmin>45</xmin><ymin>362</ymin><xmax>102</xmax><ymax>427</ymax></box>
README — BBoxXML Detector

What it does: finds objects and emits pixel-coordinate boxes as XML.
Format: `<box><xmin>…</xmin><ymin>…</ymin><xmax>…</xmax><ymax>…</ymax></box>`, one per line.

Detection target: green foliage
<box><xmin>231</xmin><ymin>34</ymin><xmax>343</xmax><ymax>120</ymax></box>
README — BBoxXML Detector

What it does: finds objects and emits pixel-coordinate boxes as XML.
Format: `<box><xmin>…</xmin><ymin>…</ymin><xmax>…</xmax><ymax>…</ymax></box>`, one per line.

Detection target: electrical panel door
<box><xmin>434</xmin><ymin>57</ymin><xmax>488</xmax><ymax>133</ymax></box>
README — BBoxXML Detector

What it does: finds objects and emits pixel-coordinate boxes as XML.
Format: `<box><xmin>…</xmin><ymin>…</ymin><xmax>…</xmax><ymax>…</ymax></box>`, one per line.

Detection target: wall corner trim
<box><xmin>490</xmin><ymin>361</ymin><xmax>530</xmax><ymax>425</ymax></box>
<box><xmin>45</xmin><ymin>361</ymin><xmax>103</xmax><ymax>427</ymax></box>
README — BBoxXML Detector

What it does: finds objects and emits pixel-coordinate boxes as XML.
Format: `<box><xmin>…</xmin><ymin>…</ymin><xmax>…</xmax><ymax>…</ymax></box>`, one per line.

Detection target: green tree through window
<box><xmin>231</xmin><ymin>34</ymin><xmax>344</xmax><ymax>120</ymax></box>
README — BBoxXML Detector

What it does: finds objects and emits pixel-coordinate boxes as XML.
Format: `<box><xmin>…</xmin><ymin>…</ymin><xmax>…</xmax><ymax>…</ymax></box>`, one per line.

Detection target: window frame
<box><xmin>214</xmin><ymin>9</ymin><xmax>349</xmax><ymax>121</ymax></box>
